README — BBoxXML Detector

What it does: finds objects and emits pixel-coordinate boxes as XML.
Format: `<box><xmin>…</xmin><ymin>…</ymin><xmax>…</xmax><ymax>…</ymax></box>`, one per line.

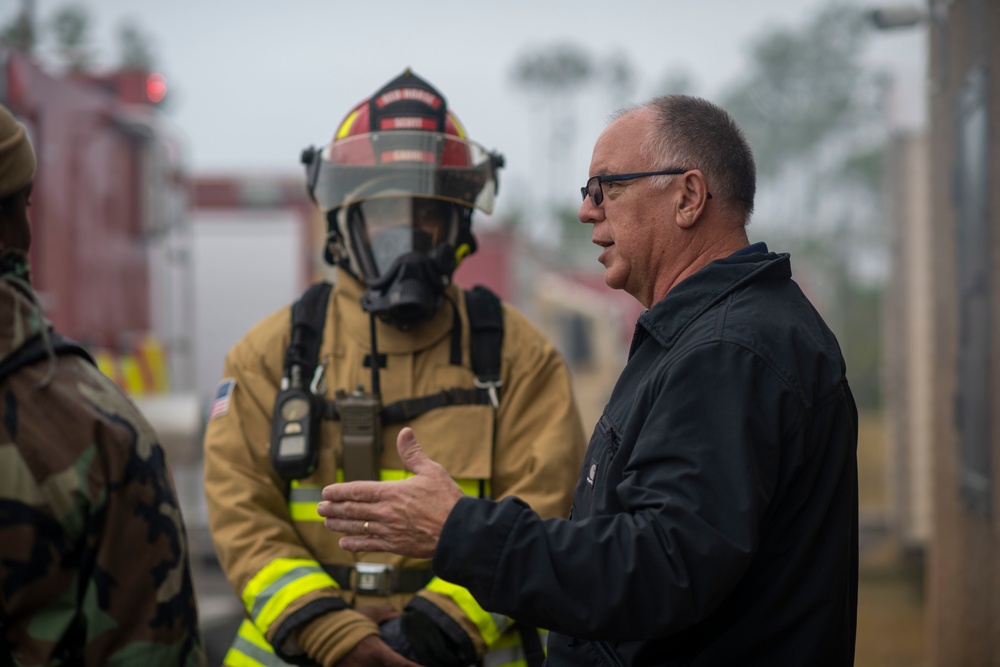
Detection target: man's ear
<box><xmin>676</xmin><ymin>170</ymin><xmax>710</xmax><ymax>229</ymax></box>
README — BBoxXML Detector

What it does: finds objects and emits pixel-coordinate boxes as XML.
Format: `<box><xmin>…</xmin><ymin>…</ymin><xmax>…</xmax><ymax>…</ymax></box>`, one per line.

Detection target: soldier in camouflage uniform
<box><xmin>0</xmin><ymin>103</ymin><xmax>205</xmax><ymax>666</ymax></box>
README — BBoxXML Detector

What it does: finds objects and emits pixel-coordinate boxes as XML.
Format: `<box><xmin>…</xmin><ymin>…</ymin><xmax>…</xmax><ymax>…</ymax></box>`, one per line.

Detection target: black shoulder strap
<box><xmin>516</xmin><ymin>622</ymin><xmax>546</xmax><ymax>667</ymax></box>
<box><xmin>464</xmin><ymin>285</ymin><xmax>503</xmax><ymax>387</ymax></box>
<box><xmin>315</xmin><ymin>284</ymin><xmax>505</xmax><ymax>424</ymax></box>
<box><xmin>0</xmin><ymin>330</ymin><xmax>95</xmax><ymax>382</ymax></box>
<box><xmin>284</xmin><ymin>282</ymin><xmax>333</xmax><ymax>385</ymax></box>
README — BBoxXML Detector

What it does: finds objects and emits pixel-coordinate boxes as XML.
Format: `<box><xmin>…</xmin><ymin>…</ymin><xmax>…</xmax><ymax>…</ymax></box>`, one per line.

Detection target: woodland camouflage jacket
<box><xmin>0</xmin><ymin>259</ymin><xmax>205</xmax><ymax>667</ymax></box>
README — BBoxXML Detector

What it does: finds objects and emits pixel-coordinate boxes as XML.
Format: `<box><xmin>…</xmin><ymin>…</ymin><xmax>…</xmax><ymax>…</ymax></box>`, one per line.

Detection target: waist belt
<box><xmin>325</xmin><ymin>563</ymin><xmax>434</xmax><ymax>596</ymax></box>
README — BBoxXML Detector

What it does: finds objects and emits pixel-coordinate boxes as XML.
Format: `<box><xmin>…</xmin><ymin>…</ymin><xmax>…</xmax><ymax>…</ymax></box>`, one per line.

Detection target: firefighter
<box><xmin>203</xmin><ymin>69</ymin><xmax>586</xmax><ymax>667</ymax></box>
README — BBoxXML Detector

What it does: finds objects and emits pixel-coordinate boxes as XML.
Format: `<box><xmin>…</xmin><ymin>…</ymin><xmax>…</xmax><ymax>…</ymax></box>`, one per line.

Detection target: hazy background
<box><xmin>1</xmin><ymin>3</ymin><xmax>938</xmax><ymax>664</ymax></box>
<box><xmin>1</xmin><ymin>0</ymin><xmax>930</xmax><ymax>443</ymax></box>
<box><xmin>0</xmin><ymin>0</ymin><xmax>926</xmax><ymax>220</ymax></box>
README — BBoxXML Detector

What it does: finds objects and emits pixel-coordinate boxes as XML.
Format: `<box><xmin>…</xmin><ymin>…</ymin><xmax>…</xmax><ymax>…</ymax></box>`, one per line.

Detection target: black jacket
<box><xmin>434</xmin><ymin>249</ymin><xmax>859</xmax><ymax>666</ymax></box>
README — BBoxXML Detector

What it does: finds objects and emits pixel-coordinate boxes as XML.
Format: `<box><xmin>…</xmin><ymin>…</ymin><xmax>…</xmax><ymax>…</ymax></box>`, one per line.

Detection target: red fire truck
<box><xmin>0</xmin><ymin>48</ymin><xmax>192</xmax><ymax>393</ymax></box>
<box><xmin>1</xmin><ymin>47</ymin><xmax>202</xmax><ymax>462</ymax></box>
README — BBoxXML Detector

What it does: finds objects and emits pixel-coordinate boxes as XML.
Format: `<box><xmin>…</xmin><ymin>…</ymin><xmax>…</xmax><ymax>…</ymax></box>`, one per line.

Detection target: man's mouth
<box><xmin>595</xmin><ymin>241</ymin><xmax>613</xmax><ymax>264</ymax></box>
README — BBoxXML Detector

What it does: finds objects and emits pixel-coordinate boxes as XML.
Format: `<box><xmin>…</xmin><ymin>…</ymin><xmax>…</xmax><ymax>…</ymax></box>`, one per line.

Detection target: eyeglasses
<box><xmin>580</xmin><ymin>169</ymin><xmax>711</xmax><ymax>206</ymax></box>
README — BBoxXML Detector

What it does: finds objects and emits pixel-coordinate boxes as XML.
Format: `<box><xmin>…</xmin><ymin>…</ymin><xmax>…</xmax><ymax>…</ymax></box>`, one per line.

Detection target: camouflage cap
<box><xmin>0</xmin><ymin>103</ymin><xmax>36</xmax><ymax>199</ymax></box>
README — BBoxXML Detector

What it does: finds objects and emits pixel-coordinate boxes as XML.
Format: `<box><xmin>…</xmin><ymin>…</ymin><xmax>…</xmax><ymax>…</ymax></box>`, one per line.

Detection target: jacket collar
<box><xmin>635</xmin><ymin>249</ymin><xmax>791</xmax><ymax>352</ymax></box>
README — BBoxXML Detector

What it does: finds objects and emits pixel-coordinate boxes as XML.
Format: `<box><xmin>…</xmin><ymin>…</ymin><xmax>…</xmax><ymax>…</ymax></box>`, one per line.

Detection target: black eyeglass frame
<box><xmin>580</xmin><ymin>169</ymin><xmax>711</xmax><ymax>206</ymax></box>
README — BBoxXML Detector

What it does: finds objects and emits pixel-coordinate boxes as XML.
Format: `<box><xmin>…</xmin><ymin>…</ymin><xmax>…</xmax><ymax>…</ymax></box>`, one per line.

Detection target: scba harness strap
<box><xmin>285</xmin><ymin>281</ymin><xmax>504</xmax><ymax>427</ymax></box>
<box><xmin>277</xmin><ymin>284</ymin><xmax>545</xmax><ymax>667</ymax></box>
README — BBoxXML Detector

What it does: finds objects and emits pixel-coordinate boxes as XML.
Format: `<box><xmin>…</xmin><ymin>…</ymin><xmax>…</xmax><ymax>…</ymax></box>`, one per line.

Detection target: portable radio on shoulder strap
<box><xmin>269</xmin><ymin>282</ymin><xmax>504</xmax><ymax>482</ymax></box>
<box><xmin>270</xmin><ymin>282</ymin><xmax>332</xmax><ymax>480</ymax></box>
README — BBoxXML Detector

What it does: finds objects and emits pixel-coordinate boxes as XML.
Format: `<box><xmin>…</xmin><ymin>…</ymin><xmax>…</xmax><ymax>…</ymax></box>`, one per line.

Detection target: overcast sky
<box><xmin>2</xmin><ymin>0</ymin><xmax>927</xmax><ymax>218</ymax></box>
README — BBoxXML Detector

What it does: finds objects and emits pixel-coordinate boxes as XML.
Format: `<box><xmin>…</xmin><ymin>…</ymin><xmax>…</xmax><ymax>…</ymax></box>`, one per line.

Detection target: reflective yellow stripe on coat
<box><xmin>242</xmin><ymin>558</ymin><xmax>339</xmax><ymax>630</ymax></box>
<box><xmin>283</xmin><ymin>477</ymin><xmax>532</xmax><ymax>665</ymax></box>
<box><xmin>289</xmin><ymin>472</ymin><xmax>490</xmax><ymax>522</ymax></box>
<box><xmin>224</xmin><ymin>558</ymin><xmax>339</xmax><ymax>665</ymax></box>
<box><xmin>425</xmin><ymin>577</ymin><xmax>543</xmax><ymax>667</ymax></box>
<box><xmin>224</xmin><ymin>619</ymin><xmax>292</xmax><ymax>667</ymax></box>
<box><xmin>224</xmin><ymin>619</ymin><xmax>538</xmax><ymax>667</ymax></box>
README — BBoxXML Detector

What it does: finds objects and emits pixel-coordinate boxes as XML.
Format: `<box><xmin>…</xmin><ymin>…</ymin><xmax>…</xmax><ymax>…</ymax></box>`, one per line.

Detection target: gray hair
<box><xmin>615</xmin><ymin>95</ymin><xmax>756</xmax><ymax>224</ymax></box>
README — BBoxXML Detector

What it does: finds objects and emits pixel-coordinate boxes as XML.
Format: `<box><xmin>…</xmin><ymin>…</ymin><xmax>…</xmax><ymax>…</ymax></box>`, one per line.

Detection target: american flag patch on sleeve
<box><xmin>208</xmin><ymin>378</ymin><xmax>236</xmax><ymax>422</ymax></box>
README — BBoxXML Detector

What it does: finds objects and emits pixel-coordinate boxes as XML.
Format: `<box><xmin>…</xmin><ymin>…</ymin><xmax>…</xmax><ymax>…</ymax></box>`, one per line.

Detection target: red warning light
<box><xmin>146</xmin><ymin>73</ymin><xmax>167</xmax><ymax>104</ymax></box>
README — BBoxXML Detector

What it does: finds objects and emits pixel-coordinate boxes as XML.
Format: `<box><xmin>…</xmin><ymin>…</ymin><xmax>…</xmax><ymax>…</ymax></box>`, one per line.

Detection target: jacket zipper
<box><xmin>594</xmin><ymin>640</ymin><xmax>626</xmax><ymax>667</ymax></box>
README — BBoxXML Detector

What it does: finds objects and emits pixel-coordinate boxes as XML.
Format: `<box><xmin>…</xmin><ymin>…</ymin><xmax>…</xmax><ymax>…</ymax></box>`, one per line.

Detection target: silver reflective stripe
<box><xmin>249</xmin><ymin>566</ymin><xmax>320</xmax><ymax>621</ymax></box>
<box><xmin>227</xmin><ymin>635</ymin><xmax>293</xmax><ymax>667</ymax></box>
<box><xmin>490</xmin><ymin>612</ymin><xmax>512</xmax><ymax>636</ymax></box>
<box><xmin>483</xmin><ymin>644</ymin><xmax>526</xmax><ymax>667</ymax></box>
<box><xmin>289</xmin><ymin>485</ymin><xmax>323</xmax><ymax>503</ymax></box>
<box><xmin>482</xmin><ymin>628</ymin><xmax>547</xmax><ymax>667</ymax></box>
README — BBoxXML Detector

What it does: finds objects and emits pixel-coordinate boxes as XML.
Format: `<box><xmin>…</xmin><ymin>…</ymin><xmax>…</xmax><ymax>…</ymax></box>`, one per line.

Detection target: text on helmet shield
<box><xmin>379</xmin><ymin>150</ymin><xmax>436</xmax><ymax>164</ymax></box>
<box><xmin>376</xmin><ymin>88</ymin><xmax>442</xmax><ymax>109</ymax></box>
<box><xmin>380</xmin><ymin>117</ymin><xmax>438</xmax><ymax>131</ymax></box>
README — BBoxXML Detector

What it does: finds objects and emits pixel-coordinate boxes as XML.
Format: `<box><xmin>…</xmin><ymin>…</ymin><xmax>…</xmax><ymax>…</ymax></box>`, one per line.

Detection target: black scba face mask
<box><xmin>347</xmin><ymin>198</ymin><xmax>461</xmax><ymax>329</ymax></box>
<box><xmin>360</xmin><ymin>244</ymin><xmax>456</xmax><ymax>327</ymax></box>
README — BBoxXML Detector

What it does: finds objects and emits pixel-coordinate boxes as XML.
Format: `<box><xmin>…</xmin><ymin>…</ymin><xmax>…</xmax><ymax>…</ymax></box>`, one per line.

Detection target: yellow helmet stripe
<box><xmin>448</xmin><ymin>111</ymin><xmax>468</xmax><ymax>138</ymax></box>
<box><xmin>335</xmin><ymin>109</ymin><xmax>362</xmax><ymax>140</ymax></box>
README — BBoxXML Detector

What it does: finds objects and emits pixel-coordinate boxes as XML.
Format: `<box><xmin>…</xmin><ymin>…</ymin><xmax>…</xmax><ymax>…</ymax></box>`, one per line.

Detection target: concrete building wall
<box><xmin>926</xmin><ymin>1</ymin><xmax>1000</xmax><ymax>663</ymax></box>
<box><xmin>884</xmin><ymin>131</ymin><xmax>933</xmax><ymax>549</ymax></box>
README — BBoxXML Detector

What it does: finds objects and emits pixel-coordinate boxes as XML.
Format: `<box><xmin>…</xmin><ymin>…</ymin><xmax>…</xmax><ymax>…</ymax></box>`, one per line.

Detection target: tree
<box><xmin>510</xmin><ymin>43</ymin><xmax>638</xmax><ymax>253</ymax></box>
<box><xmin>510</xmin><ymin>43</ymin><xmax>593</xmax><ymax>234</ymax></box>
<box><xmin>604</xmin><ymin>50</ymin><xmax>637</xmax><ymax>106</ymax></box>
<box><xmin>719</xmin><ymin>3</ymin><xmax>890</xmax><ymax>410</ymax></box>
<box><xmin>0</xmin><ymin>0</ymin><xmax>37</xmax><ymax>54</ymax></box>
<box><xmin>654</xmin><ymin>68</ymin><xmax>697</xmax><ymax>97</ymax></box>
<box><xmin>511</xmin><ymin>43</ymin><xmax>594</xmax><ymax>95</ymax></box>
<box><xmin>720</xmin><ymin>5</ymin><xmax>883</xmax><ymax>180</ymax></box>
<box><xmin>117</xmin><ymin>19</ymin><xmax>155</xmax><ymax>70</ymax></box>
<box><xmin>50</xmin><ymin>3</ymin><xmax>93</xmax><ymax>72</ymax></box>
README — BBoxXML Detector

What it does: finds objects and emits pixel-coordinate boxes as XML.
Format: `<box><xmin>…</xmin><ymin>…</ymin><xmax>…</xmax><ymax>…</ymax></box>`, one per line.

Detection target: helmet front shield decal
<box><xmin>312</xmin><ymin>132</ymin><xmax>500</xmax><ymax>214</ymax></box>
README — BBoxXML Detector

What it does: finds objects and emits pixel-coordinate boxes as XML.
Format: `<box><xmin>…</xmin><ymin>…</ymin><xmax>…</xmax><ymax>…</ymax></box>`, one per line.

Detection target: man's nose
<box><xmin>578</xmin><ymin>196</ymin><xmax>603</xmax><ymax>224</ymax></box>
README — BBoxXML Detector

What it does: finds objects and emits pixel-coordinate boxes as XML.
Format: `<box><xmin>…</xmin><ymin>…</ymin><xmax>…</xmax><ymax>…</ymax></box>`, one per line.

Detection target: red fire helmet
<box><xmin>303</xmin><ymin>68</ymin><xmax>503</xmax><ymax>215</ymax></box>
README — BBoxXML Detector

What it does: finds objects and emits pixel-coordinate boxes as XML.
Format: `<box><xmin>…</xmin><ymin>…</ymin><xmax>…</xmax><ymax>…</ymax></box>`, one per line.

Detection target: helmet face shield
<box><xmin>310</xmin><ymin>131</ymin><xmax>499</xmax><ymax>215</ymax></box>
<box><xmin>345</xmin><ymin>196</ymin><xmax>460</xmax><ymax>283</ymax></box>
<box><xmin>305</xmin><ymin>68</ymin><xmax>502</xmax><ymax>326</ymax></box>
<box><xmin>338</xmin><ymin>196</ymin><xmax>464</xmax><ymax>328</ymax></box>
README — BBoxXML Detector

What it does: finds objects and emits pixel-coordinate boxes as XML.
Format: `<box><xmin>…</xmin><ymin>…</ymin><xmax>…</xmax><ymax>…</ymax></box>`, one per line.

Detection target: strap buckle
<box><xmin>354</xmin><ymin>563</ymin><xmax>393</xmax><ymax>596</ymax></box>
<box><xmin>310</xmin><ymin>362</ymin><xmax>327</xmax><ymax>396</ymax></box>
<box><xmin>474</xmin><ymin>377</ymin><xmax>503</xmax><ymax>409</ymax></box>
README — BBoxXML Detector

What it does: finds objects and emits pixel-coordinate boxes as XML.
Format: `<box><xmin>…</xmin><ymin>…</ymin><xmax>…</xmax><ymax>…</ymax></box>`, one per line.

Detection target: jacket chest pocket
<box><xmin>405</xmin><ymin>403</ymin><xmax>495</xmax><ymax>484</ymax></box>
<box><xmin>290</xmin><ymin>403</ymin><xmax>495</xmax><ymax>543</ymax></box>
<box><xmin>570</xmin><ymin>413</ymin><xmax>621</xmax><ymax>519</ymax></box>
<box><xmin>311</xmin><ymin>394</ymin><xmax>495</xmax><ymax>487</ymax></box>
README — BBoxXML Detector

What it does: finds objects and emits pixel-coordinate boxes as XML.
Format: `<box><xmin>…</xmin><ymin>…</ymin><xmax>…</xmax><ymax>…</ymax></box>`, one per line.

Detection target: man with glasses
<box><xmin>319</xmin><ymin>94</ymin><xmax>860</xmax><ymax>666</ymax></box>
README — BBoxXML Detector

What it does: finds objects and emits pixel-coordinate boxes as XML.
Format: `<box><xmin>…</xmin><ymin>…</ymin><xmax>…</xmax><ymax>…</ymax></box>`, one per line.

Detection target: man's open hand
<box><xmin>318</xmin><ymin>427</ymin><xmax>465</xmax><ymax>558</ymax></box>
